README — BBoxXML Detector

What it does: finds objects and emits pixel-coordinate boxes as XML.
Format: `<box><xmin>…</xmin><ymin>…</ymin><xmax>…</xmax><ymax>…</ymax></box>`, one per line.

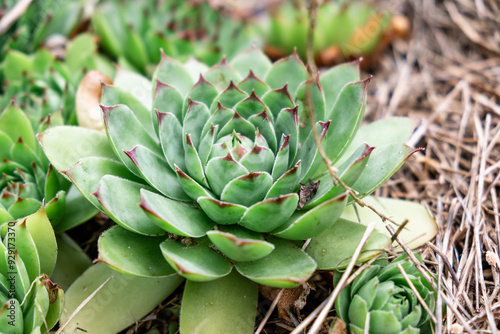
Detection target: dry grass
<box><xmin>364</xmin><ymin>0</ymin><xmax>500</xmax><ymax>332</ymax></box>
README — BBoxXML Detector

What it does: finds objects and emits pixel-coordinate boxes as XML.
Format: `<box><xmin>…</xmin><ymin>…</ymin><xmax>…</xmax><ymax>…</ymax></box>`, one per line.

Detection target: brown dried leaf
<box><xmin>76</xmin><ymin>70</ymin><xmax>113</xmax><ymax>131</ymax></box>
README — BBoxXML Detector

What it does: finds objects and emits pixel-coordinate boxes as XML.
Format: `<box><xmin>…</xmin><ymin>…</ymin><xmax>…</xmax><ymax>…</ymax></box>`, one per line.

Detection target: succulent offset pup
<box><xmin>0</xmin><ymin>207</ymin><xmax>64</xmax><ymax>333</ymax></box>
<box><xmin>265</xmin><ymin>0</ymin><xmax>406</xmax><ymax>67</ymax></box>
<box><xmin>40</xmin><ymin>47</ymin><xmax>419</xmax><ymax>331</ymax></box>
<box><xmin>334</xmin><ymin>254</ymin><xmax>437</xmax><ymax>334</ymax></box>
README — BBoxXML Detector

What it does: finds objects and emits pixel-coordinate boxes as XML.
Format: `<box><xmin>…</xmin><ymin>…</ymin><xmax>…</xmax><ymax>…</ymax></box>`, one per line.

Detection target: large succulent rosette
<box><xmin>334</xmin><ymin>254</ymin><xmax>437</xmax><ymax>334</ymax></box>
<box><xmin>40</xmin><ymin>47</ymin><xmax>418</xmax><ymax>287</ymax></box>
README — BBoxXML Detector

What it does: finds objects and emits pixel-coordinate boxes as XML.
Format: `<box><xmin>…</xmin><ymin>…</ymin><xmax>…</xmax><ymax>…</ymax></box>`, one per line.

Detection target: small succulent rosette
<box><xmin>40</xmin><ymin>46</ymin><xmax>419</xmax><ymax>288</ymax></box>
<box><xmin>0</xmin><ymin>36</ymin><xmax>111</xmax><ymax>230</ymax></box>
<box><xmin>334</xmin><ymin>254</ymin><xmax>437</xmax><ymax>334</ymax></box>
<box><xmin>91</xmin><ymin>0</ymin><xmax>261</xmax><ymax>75</ymax></box>
<box><xmin>266</xmin><ymin>1</ymin><xmax>394</xmax><ymax>66</ymax></box>
<box><xmin>0</xmin><ymin>207</ymin><xmax>63</xmax><ymax>334</ymax></box>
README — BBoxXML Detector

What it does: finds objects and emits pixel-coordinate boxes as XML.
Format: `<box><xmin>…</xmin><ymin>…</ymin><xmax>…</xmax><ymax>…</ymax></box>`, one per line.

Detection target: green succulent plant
<box><xmin>40</xmin><ymin>47</ymin><xmax>420</xmax><ymax>332</ymax></box>
<box><xmin>0</xmin><ymin>207</ymin><xmax>64</xmax><ymax>333</ymax></box>
<box><xmin>0</xmin><ymin>34</ymin><xmax>112</xmax><ymax>230</ymax></box>
<box><xmin>334</xmin><ymin>254</ymin><xmax>436</xmax><ymax>334</ymax></box>
<box><xmin>0</xmin><ymin>0</ymin><xmax>86</xmax><ymax>56</ymax></box>
<box><xmin>266</xmin><ymin>0</ymin><xmax>392</xmax><ymax>65</ymax></box>
<box><xmin>91</xmin><ymin>0</ymin><xmax>262</xmax><ymax>75</ymax></box>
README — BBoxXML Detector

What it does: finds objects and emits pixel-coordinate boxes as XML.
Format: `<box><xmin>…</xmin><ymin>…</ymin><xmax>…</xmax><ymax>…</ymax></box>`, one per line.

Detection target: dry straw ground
<box><xmin>365</xmin><ymin>0</ymin><xmax>500</xmax><ymax>333</ymax></box>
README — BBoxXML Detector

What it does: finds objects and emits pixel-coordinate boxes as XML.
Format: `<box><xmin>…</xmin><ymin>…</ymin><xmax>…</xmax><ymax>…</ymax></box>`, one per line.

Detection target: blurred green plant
<box><xmin>265</xmin><ymin>0</ymin><xmax>397</xmax><ymax>66</ymax></box>
<box><xmin>0</xmin><ymin>0</ymin><xmax>88</xmax><ymax>56</ymax></box>
<box><xmin>91</xmin><ymin>0</ymin><xmax>263</xmax><ymax>76</ymax></box>
<box><xmin>334</xmin><ymin>253</ymin><xmax>437</xmax><ymax>334</ymax></box>
<box><xmin>0</xmin><ymin>33</ymin><xmax>113</xmax><ymax>230</ymax></box>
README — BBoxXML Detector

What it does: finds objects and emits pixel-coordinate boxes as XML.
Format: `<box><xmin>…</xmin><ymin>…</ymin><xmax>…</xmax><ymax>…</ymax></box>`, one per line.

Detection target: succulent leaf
<box><xmin>160</xmin><ymin>239</ymin><xmax>232</xmax><ymax>281</ymax></box>
<box><xmin>98</xmin><ymin>225</ymin><xmax>176</xmax><ymax>277</ymax></box>
<box><xmin>140</xmin><ymin>188</ymin><xmax>214</xmax><ymax>237</ymax></box>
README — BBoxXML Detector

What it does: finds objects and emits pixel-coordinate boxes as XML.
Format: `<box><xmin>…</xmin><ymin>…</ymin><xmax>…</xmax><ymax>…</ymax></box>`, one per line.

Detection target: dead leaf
<box><xmin>76</xmin><ymin>70</ymin><xmax>112</xmax><ymax>131</ymax></box>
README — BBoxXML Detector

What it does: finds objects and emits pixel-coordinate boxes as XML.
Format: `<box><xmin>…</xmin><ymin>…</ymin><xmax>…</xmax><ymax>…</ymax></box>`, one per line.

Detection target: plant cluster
<box><xmin>0</xmin><ymin>1</ymin><xmax>437</xmax><ymax>333</ymax></box>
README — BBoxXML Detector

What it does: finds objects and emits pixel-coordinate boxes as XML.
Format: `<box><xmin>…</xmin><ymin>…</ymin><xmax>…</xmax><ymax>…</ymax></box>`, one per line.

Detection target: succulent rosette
<box><xmin>266</xmin><ymin>0</ymin><xmax>393</xmax><ymax>66</ymax></box>
<box><xmin>0</xmin><ymin>34</ymin><xmax>111</xmax><ymax>230</ymax></box>
<box><xmin>0</xmin><ymin>207</ymin><xmax>64</xmax><ymax>333</ymax></box>
<box><xmin>334</xmin><ymin>254</ymin><xmax>437</xmax><ymax>334</ymax></box>
<box><xmin>40</xmin><ymin>46</ymin><xmax>419</xmax><ymax>285</ymax></box>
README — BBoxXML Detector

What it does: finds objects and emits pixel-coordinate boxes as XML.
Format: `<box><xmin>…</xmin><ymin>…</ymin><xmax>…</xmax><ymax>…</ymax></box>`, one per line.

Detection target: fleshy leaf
<box><xmin>320</xmin><ymin>60</ymin><xmax>360</xmax><ymax>114</ymax></box>
<box><xmin>295</xmin><ymin>78</ymin><xmax>326</xmax><ymax>144</ymax></box>
<box><xmin>266</xmin><ymin>161</ymin><xmax>301</xmax><ymax>199</ymax></box>
<box><xmin>160</xmin><ymin>239</ymin><xmax>232</xmax><ymax>281</ymax></box>
<box><xmin>102</xmin><ymin>105</ymin><xmax>161</xmax><ymax>176</ymax></box>
<box><xmin>98</xmin><ymin>225</ymin><xmax>176</xmax><ymax>277</ymax></box>
<box><xmin>210</xmin><ymin>81</ymin><xmax>248</xmax><ymax>111</ymax></box>
<box><xmin>0</xmin><ymin>102</ymin><xmax>37</xmax><ymax>151</ymax></box>
<box><xmin>238</xmin><ymin>145</ymin><xmax>274</xmax><ymax>173</ymax></box>
<box><xmin>183</xmin><ymin>134</ymin><xmax>208</xmax><ymax>187</ymax></box>
<box><xmin>153</xmin><ymin>81</ymin><xmax>184</xmax><ymax>123</ymax></box>
<box><xmin>94</xmin><ymin>175</ymin><xmax>165</xmax><ymax>236</ymax></box>
<box><xmin>197</xmin><ymin>197</ymin><xmax>247</xmax><ymax>225</ymax></box>
<box><xmin>221</xmin><ymin>172</ymin><xmax>273</xmax><ymax>207</ymax></box>
<box><xmin>335</xmin><ymin>117</ymin><xmax>417</xmax><ymax>167</ymax></box>
<box><xmin>239</xmin><ymin>194</ymin><xmax>298</xmax><ymax>233</ymax></box>
<box><xmin>180</xmin><ymin>270</ymin><xmax>258</xmax><ymax>334</ymax></box>
<box><xmin>264</xmin><ymin>51</ymin><xmax>307</xmax><ymax>95</ymax></box>
<box><xmin>237</xmin><ymin>71</ymin><xmax>270</xmax><ymax>97</ymax></box>
<box><xmin>306</xmin><ymin>218</ymin><xmax>390</xmax><ymax>270</ymax></box>
<box><xmin>207</xmin><ymin>226</ymin><xmax>274</xmax><ymax>262</ymax></box>
<box><xmin>261</xmin><ymin>84</ymin><xmax>295</xmax><ymax>120</ymax></box>
<box><xmin>341</xmin><ymin>196</ymin><xmax>437</xmax><ymax>250</ymax></box>
<box><xmin>234</xmin><ymin>90</ymin><xmax>270</xmax><ymax>120</ymax></box>
<box><xmin>236</xmin><ymin>237</ymin><xmax>316</xmax><ymax>288</ymax></box>
<box><xmin>322</xmin><ymin>78</ymin><xmax>370</xmax><ymax>166</ymax></box>
<box><xmin>38</xmin><ymin>126</ymin><xmax>118</xmax><ymax>172</ymax></box>
<box><xmin>272</xmin><ymin>193</ymin><xmax>348</xmax><ymax>240</ymax></box>
<box><xmin>229</xmin><ymin>46</ymin><xmax>272</xmax><ymax>78</ymax></box>
<box><xmin>205</xmin><ymin>154</ymin><xmax>248</xmax><ymax>196</ymax></box>
<box><xmin>158</xmin><ymin>111</ymin><xmax>186</xmax><ymax>171</ymax></box>
<box><xmin>140</xmin><ymin>189</ymin><xmax>214</xmax><ymax>238</ymax></box>
<box><xmin>59</xmin><ymin>262</ymin><xmax>183</xmax><ymax>334</ymax></box>
<box><xmin>152</xmin><ymin>53</ymin><xmax>194</xmax><ymax>96</ymax></box>
<box><xmin>183</xmin><ymin>100</ymin><xmax>210</xmax><ymax>149</ymax></box>
<box><xmin>248</xmin><ymin>112</ymin><xmax>276</xmax><ymax>152</ymax></box>
<box><xmin>62</xmin><ymin>157</ymin><xmax>139</xmax><ymax>211</ymax></box>
<box><xmin>176</xmin><ymin>167</ymin><xmax>214</xmax><ymax>200</ymax></box>
<box><xmin>303</xmin><ymin>144</ymin><xmax>373</xmax><ymax>209</ymax></box>
<box><xmin>184</xmin><ymin>75</ymin><xmax>219</xmax><ymax>114</ymax></box>
<box><xmin>125</xmin><ymin>145</ymin><xmax>190</xmax><ymax>202</ymax></box>
<box><xmin>204</xmin><ymin>58</ymin><xmax>242</xmax><ymax>90</ymax></box>
<box><xmin>350</xmin><ymin>144</ymin><xmax>421</xmax><ymax>199</ymax></box>
<box><xmin>101</xmin><ymin>84</ymin><xmax>154</xmax><ymax>134</ymax></box>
